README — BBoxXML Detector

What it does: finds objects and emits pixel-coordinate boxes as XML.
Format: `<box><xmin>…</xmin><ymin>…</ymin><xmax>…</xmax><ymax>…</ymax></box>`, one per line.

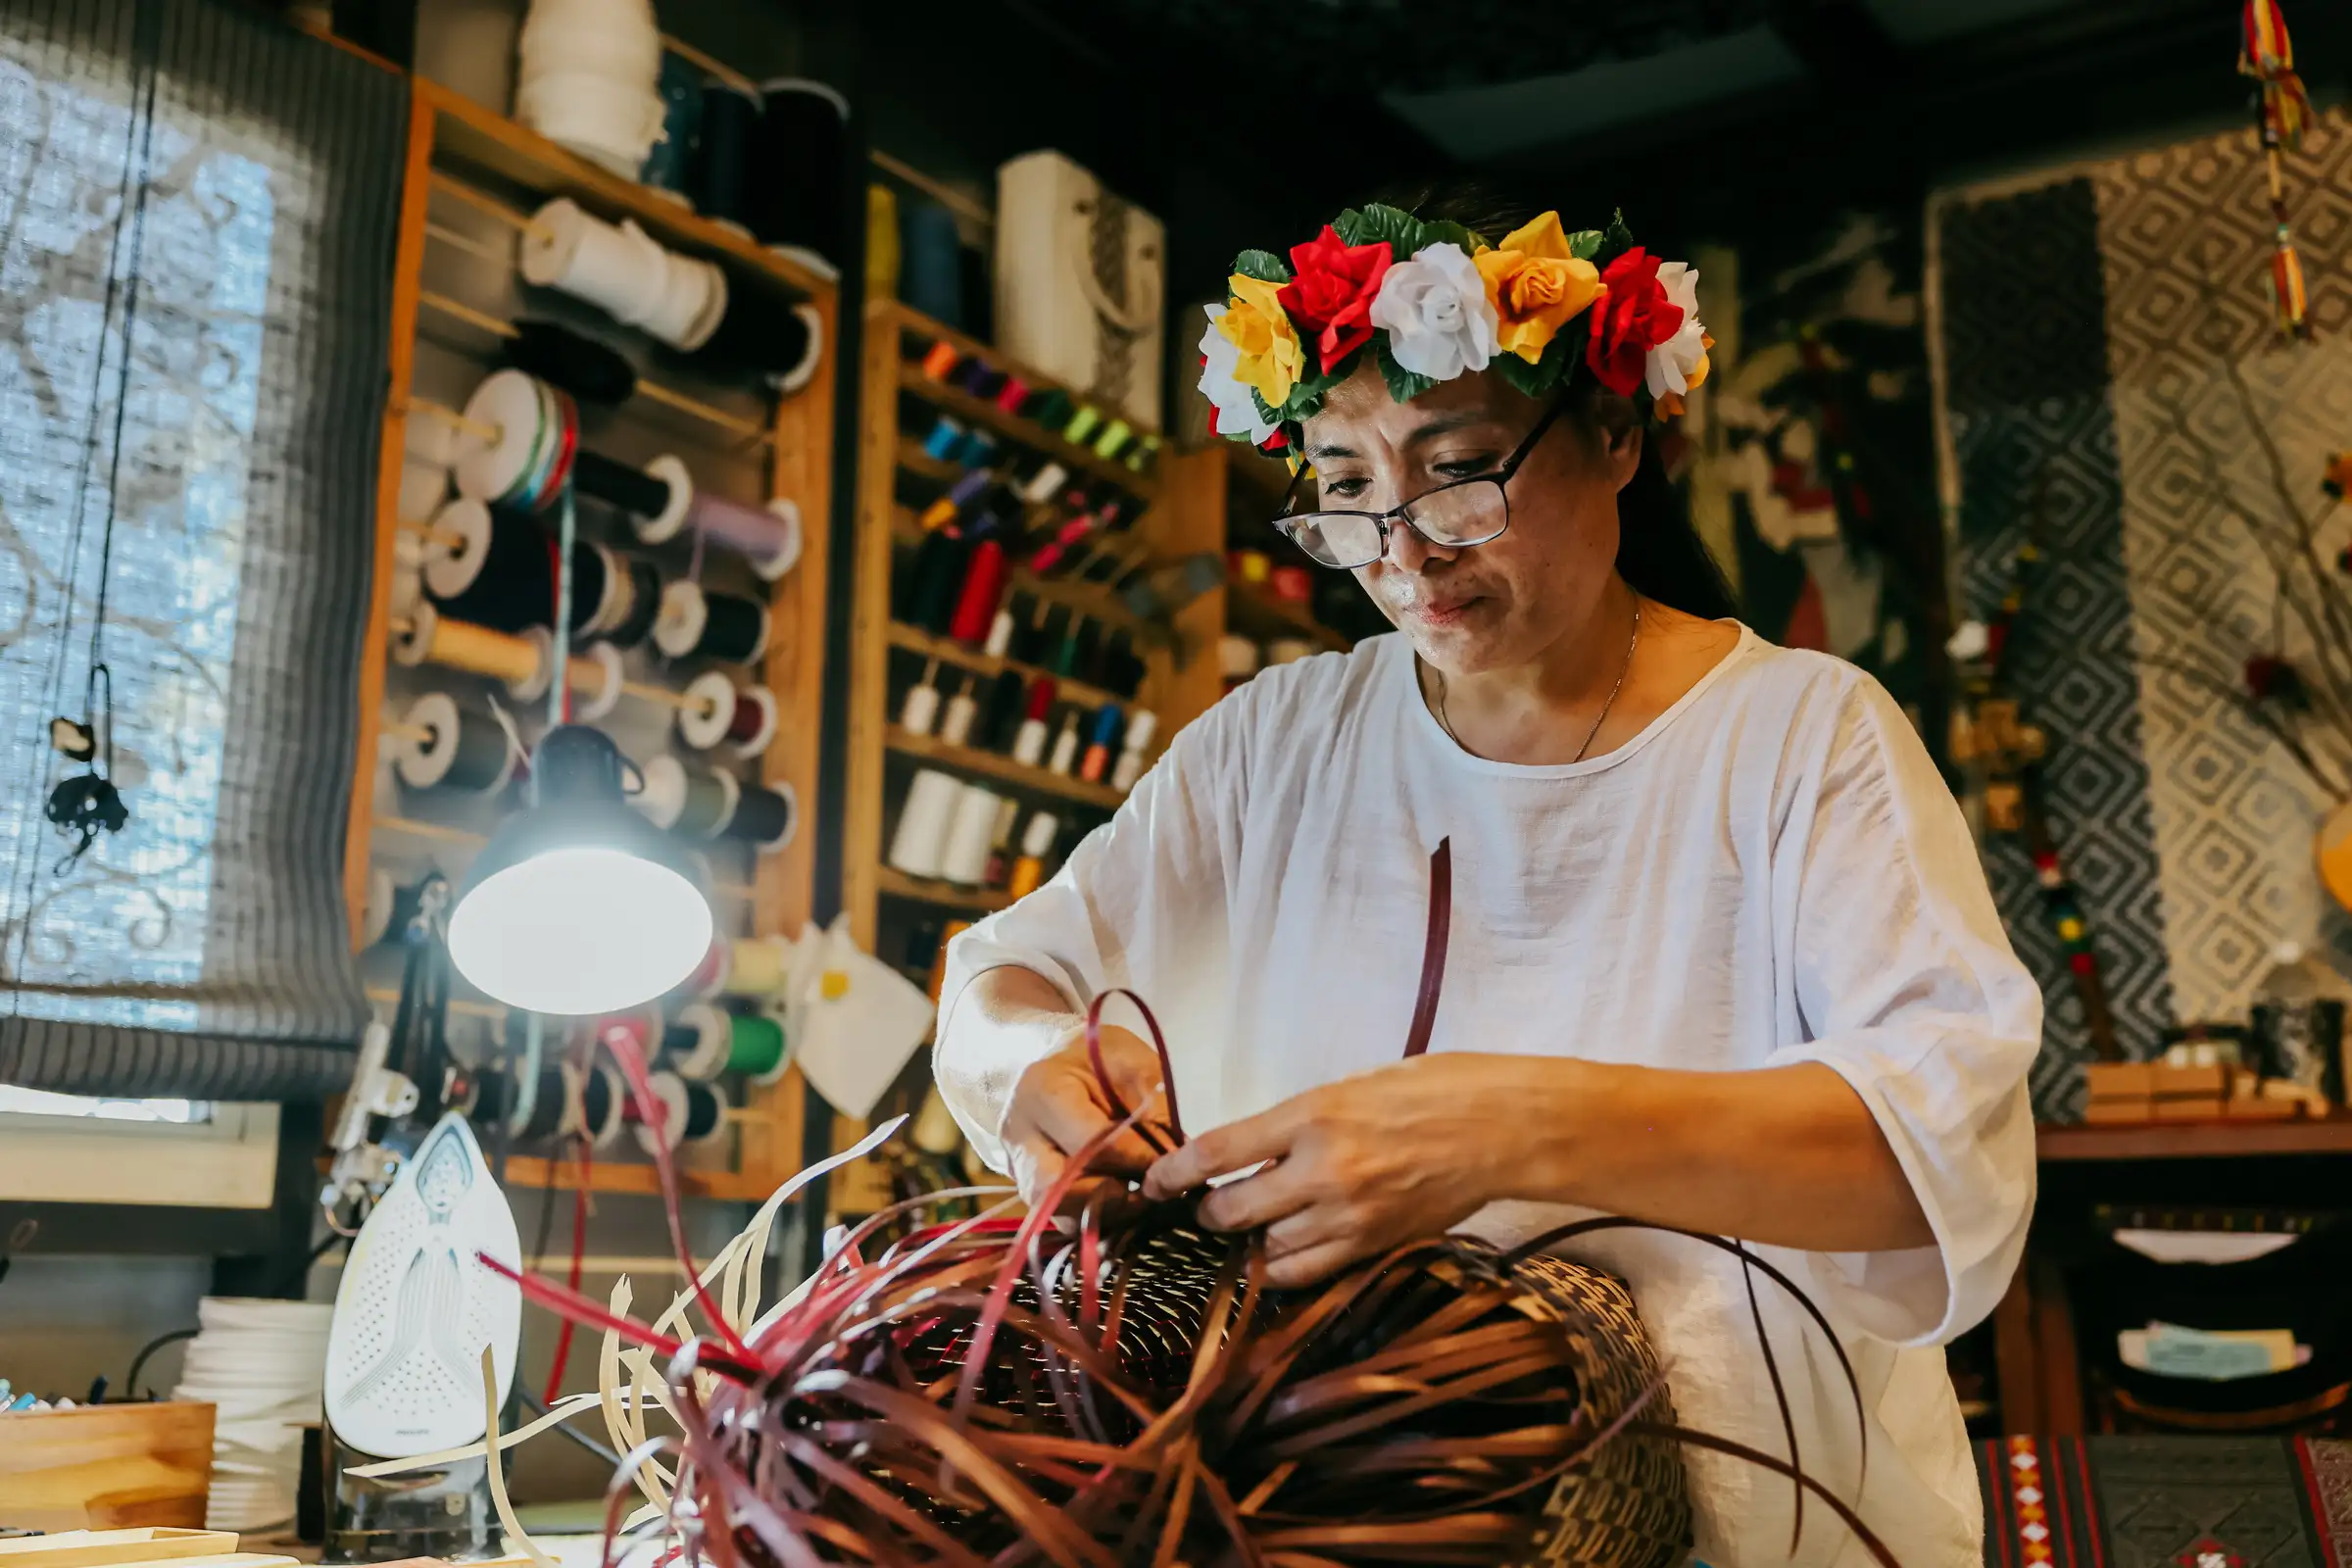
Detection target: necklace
<box><xmin>1431</xmin><ymin>600</ymin><xmax>1642</xmax><ymax>763</ymax></box>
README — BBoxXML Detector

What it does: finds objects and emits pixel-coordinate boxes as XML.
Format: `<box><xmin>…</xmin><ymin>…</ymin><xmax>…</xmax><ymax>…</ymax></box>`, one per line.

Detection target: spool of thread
<box><xmin>1092</xmin><ymin>418</ymin><xmax>1135</xmax><ymax>461</ymax></box>
<box><xmin>1017</xmin><ymin>461</ymin><xmax>1069</xmax><ymax>506</ymax></box>
<box><xmin>639</xmin><ymin>51</ymin><xmax>704</xmax><ymax>197</ymax></box>
<box><xmin>1127</xmin><ymin>434</ymin><xmax>1163</xmax><ymax>475</ymax></box>
<box><xmin>1079</xmin><ymin>705</ymin><xmax>1124</xmax><ymax>784</ymax></box>
<box><xmin>662</xmin><ymin>1002</ymin><xmax>733</xmax><ymax>1082</ymax></box>
<box><xmin>938</xmin><ymin>676</ymin><xmax>978</xmax><ymax>747</ymax></box>
<box><xmin>1027</xmin><ymin>387</ymin><xmax>1073</xmax><ymax>430</ymax></box>
<box><xmin>395</xmin><ymin>691</ymin><xmax>516</xmax><ymax>794</ymax></box>
<box><xmin>959</xmin><ymin>361</ymin><xmax>1004</xmax><ymax>400</ymax></box>
<box><xmin>506</xmin><ymin>318</ymin><xmax>637</xmax><ymax>406</ymax></box>
<box><xmin>1269</xmin><ymin>564</ymin><xmax>1313</xmax><ymax>605</ymax></box>
<box><xmin>722</xmin><ymin>780</ymin><xmax>796</xmax><ymax>852</ymax></box>
<box><xmin>939</xmin><ymin>782</ymin><xmax>1002</xmax><ymax>887</ymax></box>
<box><xmin>1008</xmin><ymin>811</ymin><xmax>1059</xmax><ymax>899</ymax></box>
<box><xmin>1047</xmin><ymin>713</ymin><xmax>1082</xmax><ymax>776</ymax></box>
<box><xmin>1010</xmin><ymin>677</ymin><xmax>1055</xmax><ymax>767</ymax></box>
<box><xmin>920</xmin><ymin>467</ymin><xmax>992</xmax><ymax>531</ymax></box>
<box><xmin>727</xmin><ymin>1011</ymin><xmax>788</xmax><ymax>1082</ymax></box>
<box><xmin>578</xmin><ymin>1063</ymin><xmax>627</xmax><ymax>1149</ymax></box>
<box><xmin>694</xmin><ymin>83</ymin><xmax>760</xmax><ymax>230</ymax></box>
<box><xmin>1112</xmin><ymin>709</ymin><xmax>1159</xmax><ymax>792</ymax></box>
<box><xmin>898</xmin><ymin>660</ymin><xmax>943</xmax><ymax>736</ymax></box>
<box><xmin>982</xmin><ymin>796</ymin><xmax>1022</xmax><ymax>887</ymax></box>
<box><xmin>687</xmin><ymin>290</ymin><xmax>821</xmax><ymax>394</ymax></box>
<box><xmin>889</xmin><ymin>768</ymin><xmax>962</xmax><ymax>879</ymax></box>
<box><xmin>401</xmin><ymin>414</ymin><xmax>455</xmax><ymax>519</ymax></box>
<box><xmin>715</xmin><ymin>933</ymin><xmax>792</xmax><ymax>998</ymax></box>
<box><xmin>521</xmin><ymin>199</ymin><xmax>723</xmax><ymax>353</ymax></box>
<box><xmin>655</xmin><ymin>580</ymin><xmax>770</xmax><ymax>663</ymax></box>
<box><xmin>983</xmin><ymin>608</ymin><xmax>1015</xmax><ymax>659</ymax></box>
<box><xmin>1063</xmin><ymin>404</ymin><xmax>1102</xmax><ymax>445</ymax></box>
<box><xmin>906</xmin><ymin>530</ymin><xmax>969</xmax><ymax>634</ymax></box>
<box><xmin>422</xmin><ymin>499</ymin><xmax>612</xmax><ymax>636</ymax></box>
<box><xmin>952</xmin><ymin>427</ymin><xmax>1000</xmax><ymax>469</ymax></box>
<box><xmin>1104</xmin><ymin>628</ymin><xmax>1146</xmax><ymax>698</ymax></box>
<box><xmin>512</xmin><ymin>1067</ymin><xmax>570</xmax><ymax>1140</ymax></box>
<box><xmin>602</xmin><ymin>557</ymin><xmax>665</xmax><ymax>651</ymax></box>
<box><xmin>1267</xmin><ymin>638</ymin><xmax>1315</xmax><ymax>665</ymax></box>
<box><xmin>1220</xmin><ymin>633</ymin><xmax>1262</xmax><ymax>688</ymax></box>
<box><xmin>977</xmin><ymin>668</ymin><xmax>1025</xmax><ymax>753</ymax></box>
<box><xmin>638</xmin><ymin>486</ymin><xmax>802</xmax><ymax>580</ymax></box>
<box><xmin>630</xmin><ymin>1073</ymin><xmax>729</xmax><ymax>1152</ymax></box>
<box><xmin>947</xmin><ymin>538</ymin><xmax>1007</xmax><ymax>645</ymax></box>
<box><xmin>751</xmin><ymin>79</ymin><xmax>848</xmax><ymax>272</ymax></box>
<box><xmin>921</xmin><ymin>414</ymin><xmax>964</xmax><ymax>463</ymax></box>
<box><xmin>450</xmin><ymin>369</ymin><xmax>570</xmax><ymax>512</ymax></box>
<box><xmin>900</xmin><ymin>200</ymin><xmax>964</xmax><ymax>328</ymax></box>
<box><xmin>635</xmin><ymin>754</ymin><xmax>739</xmax><ymax>838</ymax></box>
<box><xmin>676</xmin><ymin>669</ymin><xmax>779</xmax><ymax>758</ymax></box>
<box><xmin>917</xmin><ymin>339</ymin><xmax>960</xmax><ymax>380</ymax></box>
<box><xmin>361</xmin><ymin>871</ymin><xmax>428</xmax><ymax>949</ymax></box>
<box><xmin>995</xmin><ymin>376</ymin><xmax>1032</xmax><ymax>416</ymax></box>
<box><xmin>574</xmin><ymin>446</ymin><xmax>686</xmax><ymax>528</ymax></box>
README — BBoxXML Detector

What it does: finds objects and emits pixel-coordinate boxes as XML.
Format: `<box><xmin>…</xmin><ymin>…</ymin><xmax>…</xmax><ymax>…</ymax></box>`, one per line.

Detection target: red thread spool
<box><xmin>1269</xmin><ymin>564</ymin><xmax>1313</xmax><ymax>605</ymax></box>
<box><xmin>995</xmin><ymin>375</ymin><xmax>1030</xmax><ymax>415</ymax></box>
<box><xmin>948</xmin><ymin>538</ymin><xmax>1008</xmax><ymax>645</ymax></box>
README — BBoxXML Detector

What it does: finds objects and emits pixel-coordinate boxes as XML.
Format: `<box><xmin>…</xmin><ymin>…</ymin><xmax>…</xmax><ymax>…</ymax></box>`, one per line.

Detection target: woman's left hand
<box><xmin>1140</xmin><ymin>1054</ymin><xmax>1566</xmax><ymax>1288</ymax></box>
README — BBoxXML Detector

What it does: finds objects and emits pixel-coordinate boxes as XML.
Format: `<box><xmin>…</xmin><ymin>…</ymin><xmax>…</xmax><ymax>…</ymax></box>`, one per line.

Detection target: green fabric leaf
<box><xmin>1594</xmin><ymin>209</ymin><xmax>1637</xmax><ymax>268</ymax></box>
<box><xmin>1231</xmin><ymin>248</ymin><xmax>1291</xmax><ymax>285</ymax></box>
<box><xmin>1565</xmin><ymin>228</ymin><xmax>1604</xmax><ymax>261</ymax></box>
<box><xmin>1335</xmin><ymin>203</ymin><xmax>1422</xmax><ymax>255</ymax></box>
<box><xmin>1329</xmin><ymin>207</ymin><xmax>1372</xmax><ymax>246</ymax></box>
<box><xmin>1375</xmin><ymin>336</ymin><xmax>1437</xmax><ymax>405</ymax></box>
<box><xmin>1415</xmin><ymin>218</ymin><xmax>1481</xmax><ymax>256</ymax></box>
<box><xmin>1491</xmin><ymin>349</ymin><xmax>1551</xmax><ymax>398</ymax></box>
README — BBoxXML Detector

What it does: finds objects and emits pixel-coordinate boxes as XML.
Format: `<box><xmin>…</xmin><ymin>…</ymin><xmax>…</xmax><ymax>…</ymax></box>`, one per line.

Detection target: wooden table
<box><xmin>1995</xmin><ymin>1116</ymin><xmax>2352</xmax><ymax>1433</ymax></box>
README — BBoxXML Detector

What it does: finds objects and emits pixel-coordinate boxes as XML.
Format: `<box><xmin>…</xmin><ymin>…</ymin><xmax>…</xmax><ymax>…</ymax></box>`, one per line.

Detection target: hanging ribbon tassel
<box><xmin>2239</xmin><ymin>0</ymin><xmax>2315</xmax><ymax>339</ymax></box>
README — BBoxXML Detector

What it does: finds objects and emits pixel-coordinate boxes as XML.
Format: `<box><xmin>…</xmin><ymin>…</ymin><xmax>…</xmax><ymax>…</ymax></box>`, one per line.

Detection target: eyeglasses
<box><xmin>1273</xmin><ymin>399</ymin><xmax>1567</xmax><ymax>570</ymax></box>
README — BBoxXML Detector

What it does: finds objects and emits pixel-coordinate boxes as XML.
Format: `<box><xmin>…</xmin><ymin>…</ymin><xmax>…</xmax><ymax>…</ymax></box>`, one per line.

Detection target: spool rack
<box><xmin>347</xmin><ymin>76</ymin><xmax>838</xmax><ymax>1201</ymax></box>
<box><xmin>824</xmin><ymin>300</ymin><xmax>1226</xmax><ymax>1210</ymax></box>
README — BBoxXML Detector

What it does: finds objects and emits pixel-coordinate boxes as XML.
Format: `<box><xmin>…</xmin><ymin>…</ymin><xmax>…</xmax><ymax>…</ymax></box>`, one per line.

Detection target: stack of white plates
<box><xmin>170</xmin><ymin>1296</ymin><xmax>333</xmax><ymax>1530</ymax></box>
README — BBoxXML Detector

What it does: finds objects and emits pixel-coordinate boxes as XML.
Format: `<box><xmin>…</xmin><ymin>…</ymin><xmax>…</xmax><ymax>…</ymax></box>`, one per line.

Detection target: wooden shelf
<box><xmin>899</xmin><ymin>374</ymin><xmax>1157</xmax><ymax>497</ymax></box>
<box><xmin>502</xmin><ymin>1152</ymin><xmax>776</xmax><ymax>1201</ymax></box>
<box><xmin>889</xmin><ymin>508</ymin><xmax>1152</xmax><ymax>635</ymax></box>
<box><xmin>897</xmin><ymin>439</ymin><xmax>960</xmax><ymax>484</ymax></box>
<box><xmin>886</xmin><ymin>725</ymin><xmax>1127</xmax><ymax>810</ymax></box>
<box><xmin>418</xmin><ymin>78</ymin><xmax>833</xmax><ymax>303</ymax></box>
<box><xmin>1227</xmin><ymin>582</ymin><xmax>1348</xmax><ymax>653</ymax></box>
<box><xmin>886</xmin><ymin>622</ymin><xmax>1126</xmax><ymax>710</ymax></box>
<box><xmin>875</xmin><ymin>866</ymin><xmax>1014</xmax><ymax>914</ymax></box>
<box><xmin>2036</xmin><ymin>1116</ymin><xmax>2352</xmax><ymax>1161</ymax></box>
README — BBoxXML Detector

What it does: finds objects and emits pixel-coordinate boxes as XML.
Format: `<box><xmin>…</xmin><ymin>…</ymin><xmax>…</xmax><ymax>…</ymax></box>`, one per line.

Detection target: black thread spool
<box><xmin>977</xmin><ymin>668</ymin><xmax>1025</xmax><ymax>752</ymax></box>
<box><xmin>571</xmin><ymin>448</ymin><xmax>679</xmax><ymax>523</ymax></box>
<box><xmin>423</xmin><ymin>500</ymin><xmax>611</xmax><ymax>636</ymax></box>
<box><xmin>513</xmin><ymin>1069</ymin><xmax>569</xmax><ymax>1141</ymax></box>
<box><xmin>654</xmin><ymin>580</ymin><xmax>769</xmax><ymax>664</ymax></box>
<box><xmin>1105</xmin><ymin>628</ymin><xmax>1146</xmax><ymax>698</ymax></box>
<box><xmin>751</xmin><ymin>78</ymin><xmax>847</xmax><ymax>270</ymax></box>
<box><xmin>1017</xmin><ymin>599</ymin><xmax>1065</xmax><ymax>665</ymax></box>
<box><xmin>679</xmin><ymin>1079</ymin><xmax>726</xmax><ymax>1142</ymax></box>
<box><xmin>695</xmin><ymin>82</ymin><xmax>760</xmax><ymax>231</ymax></box>
<box><xmin>603</xmin><ymin>557</ymin><xmax>665</xmax><ymax>651</ymax></box>
<box><xmin>721</xmin><ymin>779</ymin><xmax>796</xmax><ymax>852</ymax></box>
<box><xmin>688</xmin><ymin>287</ymin><xmax>822</xmax><ymax>394</ymax></box>
<box><xmin>506</xmin><ymin>319</ymin><xmax>637</xmax><ymax>406</ymax></box>
<box><xmin>907</xmin><ymin>530</ymin><xmax>971</xmax><ymax>636</ymax></box>
<box><xmin>393</xmin><ymin>691</ymin><xmax>515</xmax><ymax>795</ymax></box>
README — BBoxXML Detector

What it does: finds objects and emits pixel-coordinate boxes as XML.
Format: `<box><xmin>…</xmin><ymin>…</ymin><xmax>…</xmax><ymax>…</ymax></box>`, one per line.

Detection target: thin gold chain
<box><xmin>1433</xmin><ymin>600</ymin><xmax>1642</xmax><ymax>763</ymax></box>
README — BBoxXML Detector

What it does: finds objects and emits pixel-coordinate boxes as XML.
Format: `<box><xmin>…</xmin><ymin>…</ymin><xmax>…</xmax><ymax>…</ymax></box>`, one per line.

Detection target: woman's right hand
<box><xmin>1000</xmin><ymin>1022</ymin><xmax>1174</xmax><ymax>1213</ymax></box>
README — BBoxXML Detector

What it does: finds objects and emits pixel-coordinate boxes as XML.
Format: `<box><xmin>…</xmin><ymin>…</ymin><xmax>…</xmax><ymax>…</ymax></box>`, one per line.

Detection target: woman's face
<box><xmin>1297</xmin><ymin>364</ymin><xmax>1639</xmax><ymax>676</ymax></box>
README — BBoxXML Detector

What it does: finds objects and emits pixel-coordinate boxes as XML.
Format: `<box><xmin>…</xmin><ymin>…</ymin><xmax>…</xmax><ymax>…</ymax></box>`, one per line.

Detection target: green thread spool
<box><xmin>730</xmin><ymin>1011</ymin><xmax>787</xmax><ymax>1081</ymax></box>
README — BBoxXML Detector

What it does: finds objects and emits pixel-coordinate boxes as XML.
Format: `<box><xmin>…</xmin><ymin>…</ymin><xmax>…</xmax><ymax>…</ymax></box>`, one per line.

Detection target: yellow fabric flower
<box><xmin>1473</xmin><ymin>212</ymin><xmax>1604</xmax><ymax>364</ymax></box>
<box><xmin>1215</xmin><ymin>273</ymin><xmax>1303</xmax><ymax>410</ymax></box>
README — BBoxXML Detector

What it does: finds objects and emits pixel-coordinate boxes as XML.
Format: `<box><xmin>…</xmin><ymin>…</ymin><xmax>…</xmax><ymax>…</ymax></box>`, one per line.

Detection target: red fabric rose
<box><xmin>1584</xmin><ymin>247</ymin><xmax>1686</xmax><ymax>396</ymax></box>
<box><xmin>1278</xmin><ymin>225</ymin><xmax>1394</xmax><ymax>374</ymax></box>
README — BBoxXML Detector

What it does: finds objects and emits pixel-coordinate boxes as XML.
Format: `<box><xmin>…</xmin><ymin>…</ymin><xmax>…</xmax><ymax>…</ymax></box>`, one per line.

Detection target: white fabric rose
<box><xmin>1644</xmin><ymin>260</ymin><xmax>1709</xmax><ymax>399</ymax></box>
<box><xmin>1366</xmin><ymin>242</ymin><xmax>1498</xmax><ymax>382</ymax></box>
<box><xmin>1198</xmin><ymin>304</ymin><xmax>1279</xmax><ymax>444</ymax></box>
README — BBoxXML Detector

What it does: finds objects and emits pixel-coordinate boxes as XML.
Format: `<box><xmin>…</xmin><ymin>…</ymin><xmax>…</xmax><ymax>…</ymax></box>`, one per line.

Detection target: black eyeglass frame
<box><xmin>1272</xmin><ymin>398</ymin><xmax>1569</xmax><ymax>570</ymax></box>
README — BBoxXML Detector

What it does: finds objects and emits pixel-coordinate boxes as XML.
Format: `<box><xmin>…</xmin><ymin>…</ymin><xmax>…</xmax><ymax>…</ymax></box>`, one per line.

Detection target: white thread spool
<box><xmin>938</xmin><ymin>783</ymin><xmax>1002</xmax><ymax>887</ymax></box>
<box><xmin>514</xmin><ymin>72</ymin><xmax>663</xmax><ymax>175</ymax></box>
<box><xmin>521</xmin><ymin>200</ymin><xmax>668</xmax><ymax>330</ymax></box>
<box><xmin>888</xmin><ymin>768</ymin><xmax>962</xmax><ymax>879</ymax></box>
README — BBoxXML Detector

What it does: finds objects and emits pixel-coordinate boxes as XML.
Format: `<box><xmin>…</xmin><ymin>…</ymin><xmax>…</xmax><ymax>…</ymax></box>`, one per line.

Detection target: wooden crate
<box><xmin>0</xmin><ymin>1403</ymin><xmax>216</xmax><ymax>1530</ymax></box>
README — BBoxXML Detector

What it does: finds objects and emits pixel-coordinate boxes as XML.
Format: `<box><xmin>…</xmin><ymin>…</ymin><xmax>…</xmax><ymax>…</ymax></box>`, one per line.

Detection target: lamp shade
<box><xmin>448</xmin><ymin>725</ymin><xmax>713</xmax><ymax>1014</ymax></box>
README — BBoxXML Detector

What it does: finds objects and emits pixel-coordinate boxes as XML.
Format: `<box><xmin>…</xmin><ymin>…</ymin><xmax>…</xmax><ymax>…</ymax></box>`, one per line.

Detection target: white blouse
<box><xmin>939</xmin><ymin>624</ymin><xmax>2040</xmax><ymax>1568</ymax></box>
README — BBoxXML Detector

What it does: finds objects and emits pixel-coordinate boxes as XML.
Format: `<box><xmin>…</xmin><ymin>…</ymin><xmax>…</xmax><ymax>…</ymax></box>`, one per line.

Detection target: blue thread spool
<box><xmin>639</xmin><ymin>52</ymin><xmax>704</xmax><ymax>200</ymax></box>
<box><xmin>953</xmin><ymin>428</ymin><xmax>1000</xmax><ymax>469</ymax></box>
<box><xmin>900</xmin><ymin>198</ymin><xmax>964</xmax><ymax>327</ymax></box>
<box><xmin>921</xmin><ymin>415</ymin><xmax>965</xmax><ymax>463</ymax></box>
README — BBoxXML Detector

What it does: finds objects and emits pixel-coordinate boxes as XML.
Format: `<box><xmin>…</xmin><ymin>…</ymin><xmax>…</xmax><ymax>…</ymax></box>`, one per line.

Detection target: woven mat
<box><xmin>1977</xmin><ymin>1437</ymin><xmax>2352</xmax><ymax>1567</ymax></box>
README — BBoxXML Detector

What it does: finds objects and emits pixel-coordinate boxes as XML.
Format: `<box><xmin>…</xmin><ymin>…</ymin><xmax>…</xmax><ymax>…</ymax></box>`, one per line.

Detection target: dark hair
<box><xmin>1365</xmin><ymin>179</ymin><xmax>1739</xmax><ymax>622</ymax></box>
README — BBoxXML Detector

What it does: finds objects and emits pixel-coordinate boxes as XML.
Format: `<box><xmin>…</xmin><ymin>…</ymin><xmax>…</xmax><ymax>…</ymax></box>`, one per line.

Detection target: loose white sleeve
<box><xmin>1766</xmin><ymin>679</ymin><xmax>2041</xmax><ymax>1347</ymax></box>
<box><xmin>935</xmin><ymin>696</ymin><xmax>1246</xmax><ymax>1170</ymax></box>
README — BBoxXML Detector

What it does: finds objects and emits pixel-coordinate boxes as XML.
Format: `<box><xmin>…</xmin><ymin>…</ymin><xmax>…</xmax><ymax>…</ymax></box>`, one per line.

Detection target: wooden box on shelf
<box><xmin>0</xmin><ymin>1403</ymin><xmax>217</xmax><ymax>1529</ymax></box>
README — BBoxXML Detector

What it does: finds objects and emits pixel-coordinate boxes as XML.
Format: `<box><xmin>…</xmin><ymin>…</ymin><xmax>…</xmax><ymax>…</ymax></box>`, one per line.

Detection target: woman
<box><xmin>934</xmin><ymin>191</ymin><xmax>2039</xmax><ymax>1567</ymax></box>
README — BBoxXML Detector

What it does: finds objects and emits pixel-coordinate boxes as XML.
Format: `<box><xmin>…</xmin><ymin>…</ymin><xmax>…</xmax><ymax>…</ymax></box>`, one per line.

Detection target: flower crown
<box><xmin>1198</xmin><ymin>204</ymin><xmax>1711</xmax><ymax>456</ymax></box>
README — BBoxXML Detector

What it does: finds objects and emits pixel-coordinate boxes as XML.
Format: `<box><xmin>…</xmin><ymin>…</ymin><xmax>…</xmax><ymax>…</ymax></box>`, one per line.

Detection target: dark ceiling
<box><xmin>1018</xmin><ymin>0</ymin><xmax>2347</xmax><ymax>243</ymax></box>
